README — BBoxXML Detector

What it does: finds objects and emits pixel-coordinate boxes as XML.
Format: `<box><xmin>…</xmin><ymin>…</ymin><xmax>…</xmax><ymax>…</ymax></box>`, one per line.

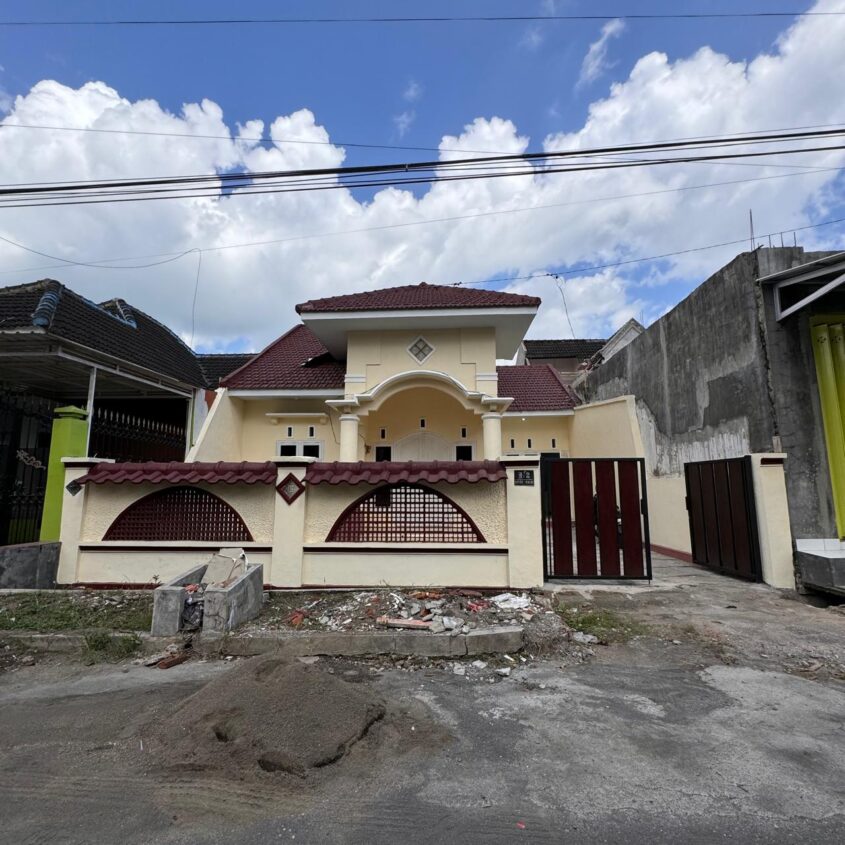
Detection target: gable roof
<box><xmin>221</xmin><ymin>324</ymin><xmax>345</xmax><ymax>390</ymax></box>
<box><xmin>296</xmin><ymin>282</ymin><xmax>540</xmax><ymax>314</ymax></box>
<box><xmin>0</xmin><ymin>279</ymin><xmax>208</xmax><ymax>387</ymax></box>
<box><xmin>524</xmin><ymin>338</ymin><xmax>606</xmax><ymax>360</ymax></box>
<box><xmin>198</xmin><ymin>353</ymin><xmax>257</xmax><ymax>387</ymax></box>
<box><xmin>497</xmin><ymin>364</ymin><xmax>578</xmax><ymax>413</ymax></box>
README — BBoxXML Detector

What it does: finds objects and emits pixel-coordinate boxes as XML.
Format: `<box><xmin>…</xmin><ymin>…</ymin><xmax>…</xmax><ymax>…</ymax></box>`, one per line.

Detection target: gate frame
<box><xmin>541</xmin><ymin>456</ymin><xmax>653</xmax><ymax>582</ymax></box>
<box><xmin>683</xmin><ymin>455</ymin><xmax>763</xmax><ymax>582</ymax></box>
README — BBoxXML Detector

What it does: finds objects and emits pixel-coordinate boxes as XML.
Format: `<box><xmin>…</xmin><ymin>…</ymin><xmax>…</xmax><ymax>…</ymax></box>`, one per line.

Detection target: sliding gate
<box><xmin>541</xmin><ymin>458</ymin><xmax>652</xmax><ymax>580</ymax></box>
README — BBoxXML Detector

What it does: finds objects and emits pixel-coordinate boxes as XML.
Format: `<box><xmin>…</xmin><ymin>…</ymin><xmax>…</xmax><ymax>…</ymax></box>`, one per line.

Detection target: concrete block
<box><xmin>392</xmin><ymin>631</ymin><xmax>467</xmax><ymax>656</ymax></box>
<box><xmin>0</xmin><ymin>542</ymin><xmax>60</xmax><ymax>589</ymax></box>
<box><xmin>465</xmin><ymin>625</ymin><xmax>524</xmax><ymax>655</ymax></box>
<box><xmin>150</xmin><ymin>563</ymin><xmax>206</xmax><ymax>637</ymax></box>
<box><xmin>203</xmin><ymin>563</ymin><xmax>263</xmax><ymax>634</ymax></box>
<box><xmin>796</xmin><ymin>551</ymin><xmax>845</xmax><ymax>596</ymax></box>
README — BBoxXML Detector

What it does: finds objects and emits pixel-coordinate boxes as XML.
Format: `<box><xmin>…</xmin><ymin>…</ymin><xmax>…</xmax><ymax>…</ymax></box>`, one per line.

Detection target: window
<box><xmin>308</xmin><ymin>425</ymin><xmax>315</xmax><ymax>438</ymax></box>
<box><xmin>551</xmin><ymin>438</ymin><xmax>556</xmax><ymax>449</ymax></box>
<box><xmin>278</xmin><ymin>440</ymin><xmax>323</xmax><ymax>459</ymax></box>
<box><xmin>420</xmin><ymin>418</ymin><xmax>426</xmax><ymax>429</ymax></box>
<box><xmin>328</xmin><ymin>484</ymin><xmax>484</xmax><ymax>543</ymax></box>
<box><xmin>460</xmin><ymin>426</ymin><xmax>467</xmax><ymax>439</ymax></box>
<box><xmin>527</xmin><ymin>438</ymin><xmax>533</xmax><ymax>449</ymax></box>
<box><xmin>510</xmin><ymin>438</ymin><xmax>515</xmax><ymax>449</ymax></box>
<box><xmin>375</xmin><ymin>446</ymin><xmax>392</xmax><ymax>462</ymax></box>
<box><xmin>380</xmin><ymin>428</ymin><xmax>387</xmax><ymax>440</ymax></box>
<box><xmin>455</xmin><ymin>444</ymin><xmax>473</xmax><ymax>461</ymax></box>
<box><xmin>286</xmin><ymin>426</ymin><xmax>294</xmax><ymax>438</ymax></box>
<box><xmin>408</xmin><ymin>336</ymin><xmax>434</xmax><ymax>364</ymax></box>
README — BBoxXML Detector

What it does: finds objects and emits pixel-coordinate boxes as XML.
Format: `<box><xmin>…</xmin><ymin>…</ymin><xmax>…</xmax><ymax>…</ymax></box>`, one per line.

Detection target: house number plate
<box><xmin>514</xmin><ymin>469</ymin><xmax>535</xmax><ymax>486</ymax></box>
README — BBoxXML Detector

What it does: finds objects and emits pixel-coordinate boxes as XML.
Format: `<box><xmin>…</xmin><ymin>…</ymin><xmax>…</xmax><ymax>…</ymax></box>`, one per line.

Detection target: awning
<box><xmin>74</xmin><ymin>461</ymin><xmax>277</xmax><ymax>486</ymax></box>
<box><xmin>306</xmin><ymin>460</ymin><xmax>507</xmax><ymax>486</ymax></box>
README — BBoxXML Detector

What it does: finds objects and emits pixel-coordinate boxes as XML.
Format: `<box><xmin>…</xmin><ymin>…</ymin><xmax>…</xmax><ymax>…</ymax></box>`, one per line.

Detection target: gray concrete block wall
<box><xmin>203</xmin><ymin>564</ymin><xmax>263</xmax><ymax>635</ymax></box>
<box><xmin>0</xmin><ymin>542</ymin><xmax>60</xmax><ymax>589</ymax></box>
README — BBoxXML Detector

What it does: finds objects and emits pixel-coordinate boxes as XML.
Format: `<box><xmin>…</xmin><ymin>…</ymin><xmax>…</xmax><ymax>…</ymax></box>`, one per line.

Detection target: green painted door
<box><xmin>811</xmin><ymin>322</ymin><xmax>845</xmax><ymax>538</ymax></box>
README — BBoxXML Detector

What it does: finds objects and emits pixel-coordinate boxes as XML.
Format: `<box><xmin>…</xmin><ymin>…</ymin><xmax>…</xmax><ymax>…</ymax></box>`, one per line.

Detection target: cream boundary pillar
<box><xmin>338</xmin><ymin>414</ymin><xmax>360</xmax><ymax>462</ymax></box>
<box><xmin>749</xmin><ymin>453</ymin><xmax>795</xmax><ymax>589</ymax></box>
<box><xmin>270</xmin><ymin>457</ymin><xmax>313</xmax><ymax>587</ymax></box>
<box><xmin>482</xmin><ymin>412</ymin><xmax>503</xmax><ymax>460</ymax></box>
<box><xmin>56</xmin><ymin>458</ymin><xmax>114</xmax><ymax>584</ymax></box>
<box><xmin>501</xmin><ymin>456</ymin><xmax>544</xmax><ymax>588</ymax></box>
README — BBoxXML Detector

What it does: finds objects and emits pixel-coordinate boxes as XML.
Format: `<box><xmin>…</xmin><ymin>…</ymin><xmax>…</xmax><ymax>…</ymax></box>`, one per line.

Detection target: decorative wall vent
<box><xmin>276</xmin><ymin>473</ymin><xmax>305</xmax><ymax>504</ymax></box>
<box><xmin>327</xmin><ymin>483</ymin><xmax>484</xmax><ymax>543</ymax></box>
<box><xmin>408</xmin><ymin>336</ymin><xmax>434</xmax><ymax>364</ymax></box>
<box><xmin>103</xmin><ymin>486</ymin><xmax>253</xmax><ymax>542</ymax></box>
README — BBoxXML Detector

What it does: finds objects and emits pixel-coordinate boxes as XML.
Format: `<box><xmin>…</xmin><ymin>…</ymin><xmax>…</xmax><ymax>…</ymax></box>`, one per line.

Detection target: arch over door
<box><xmin>393</xmin><ymin>431</ymin><xmax>452</xmax><ymax>461</ymax></box>
<box><xmin>103</xmin><ymin>486</ymin><xmax>253</xmax><ymax>542</ymax></box>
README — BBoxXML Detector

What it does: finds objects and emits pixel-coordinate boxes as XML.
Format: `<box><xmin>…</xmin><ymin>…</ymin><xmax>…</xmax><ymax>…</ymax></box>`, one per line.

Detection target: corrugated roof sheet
<box><xmin>296</xmin><ymin>282</ymin><xmax>540</xmax><ymax>313</ymax></box>
<box><xmin>306</xmin><ymin>460</ymin><xmax>506</xmax><ymax>485</ymax></box>
<box><xmin>524</xmin><ymin>338</ymin><xmax>605</xmax><ymax>360</ymax></box>
<box><xmin>75</xmin><ymin>461</ymin><xmax>277</xmax><ymax>486</ymax></box>
<box><xmin>221</xmin><ymin>324</ymin><xmax>345</xmax><ymax>390</ymax></box>
<box><xmin>497</xmin><ymin>364</ymin><xmax>578</xmax><ymax>412</ymax></box>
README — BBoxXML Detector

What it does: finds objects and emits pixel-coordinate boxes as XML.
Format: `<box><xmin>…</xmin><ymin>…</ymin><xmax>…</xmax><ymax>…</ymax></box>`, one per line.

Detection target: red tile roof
<box><xmin>75</xmin><ymin>461</ymin><xmax>277</xmax><ymax>486</ymax></box>
<box><xmin>497</xmin><ymin>364</ymin><xmax>579</xmax><ymax>412</ymax></box>
<box><xmin>221</xmin><ymin>325</ymin><xmax>345</xmax><ymax>390</ymax></box>
<box><xmin>306</xmin><ymin>460</ymin><xmax>506</xmax><ymax>485</ymax></box>
<box><xmin>296</xmin><ymin>282</ymin><xmax>540</xmax><ymax>314</ymax></box>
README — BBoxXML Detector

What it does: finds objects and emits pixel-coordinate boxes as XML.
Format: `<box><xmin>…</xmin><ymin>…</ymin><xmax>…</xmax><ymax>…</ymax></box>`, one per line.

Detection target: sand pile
<box><xmin>146</xmin><ymin>656</ymin><xmax>386</xmax><ymax>777</ymax></box>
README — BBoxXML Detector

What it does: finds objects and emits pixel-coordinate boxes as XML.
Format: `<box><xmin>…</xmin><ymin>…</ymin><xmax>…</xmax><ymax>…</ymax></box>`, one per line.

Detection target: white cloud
<box><xmin>0</xmin><ymin>1</ymin><xmax>844</xmax><ymax>353</ymax></box>
<box><xmin>403</xmin><ymin>80</ymin><xmax>423</xmax><ymax>102</ymax></box>
<box><xmin>578</xmin><ymin>18</ymin><xmax>625</xmax><ymax>87</ymax></box>
<box><xmin>393</xmin><ymin>109</ymin><xmax>415</xmax><ymax>137</ymax></box>
<box><xmin>519</xmin><ymin>26</ymin><xmax>544</xmax><ymax>51</ymax></box>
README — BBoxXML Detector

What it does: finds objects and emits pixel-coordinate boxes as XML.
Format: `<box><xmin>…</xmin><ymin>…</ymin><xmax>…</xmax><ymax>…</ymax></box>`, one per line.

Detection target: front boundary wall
<box><xmin>57</xmin><ymin>457</ymin><xmax>543</xmax><ymax>589</ymax></box>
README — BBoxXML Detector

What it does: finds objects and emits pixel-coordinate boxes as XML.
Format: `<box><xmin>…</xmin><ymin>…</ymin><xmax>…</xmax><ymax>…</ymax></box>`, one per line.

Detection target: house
<box><xmin>56</xmin><ymin>282</ymin><xmax>595</xmax><ymax>589</ymax></box>
<box><xmin>0</xmin><ymin>279</ymin><xmax>215</xmax><ymax>546</ymax></box>
<box><xmin>578</xmin><ymin>246</ymin><xmax>845</xmax><ymax>595</ymax></box>
<box><xmin>517</xmin><ymin>338</ymin><xmax>606</xmax><ymax>382</ymax></box>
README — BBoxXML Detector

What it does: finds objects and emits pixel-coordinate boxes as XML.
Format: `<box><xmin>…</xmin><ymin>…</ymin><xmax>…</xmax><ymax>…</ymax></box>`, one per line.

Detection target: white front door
<box><xmin>393</xmin><ymin>431</ymin><xmax>452</xmax><ymax>461</ymax></box>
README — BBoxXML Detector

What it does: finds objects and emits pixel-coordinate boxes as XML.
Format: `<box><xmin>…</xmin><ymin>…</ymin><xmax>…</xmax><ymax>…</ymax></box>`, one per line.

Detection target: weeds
<box><xmin>83</xmin><ymin>631</ymin><xmax>142</xmax><ymax>662</ymax></box>
<box><xmin>557</xmin><ymin>605</ymin><xmax>650</xmax><ymax>644</ymax></box>
<box><xmin>0</xmin><ymin>592</ymin><xmax>153</xmax><ymax>632</ymax></box>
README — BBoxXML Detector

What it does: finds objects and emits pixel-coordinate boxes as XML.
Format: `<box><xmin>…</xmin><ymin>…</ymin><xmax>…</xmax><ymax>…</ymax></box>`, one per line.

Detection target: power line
<box><xmin>1</xmin><ymin>12</ymin><xmax>842</xmax><ymax>27</ymax></box>
<box><xmin>1</xmin><ymin>164</ymin><xmax>842</xmax><ymax>275</ymax></box>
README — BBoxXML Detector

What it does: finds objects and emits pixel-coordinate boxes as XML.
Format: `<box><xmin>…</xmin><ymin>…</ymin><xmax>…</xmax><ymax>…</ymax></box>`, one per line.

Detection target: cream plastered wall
<box><xmin>79</xmin><ymin>482</ymin><xmax>275</xmax><ymax>543</ymax></box>
<box><xmin>501</xmin><ymin>415</ymin><xmax>572</xmax><ymax>455</ymax></box>
<box><xmin>647</xmin><ymin>476</ymin><xmax>692</xmax><ymax>554</ymax></box>
<box><xmin>346</xmin><ymin>328</ymin><xmax>497</xmax><ymax>395</ymax></box>
<box><xmin>189</xmin><ymin>390</ymin><xmax>245</xmax><ymax>462</ymax></box>
<box><xmin>238</xmin><ymin>399</ymin><xmax>341</xmax><ymax>461</ymax></box>
<box><xmin>362</xmin><ymin>387</ymin><xmax>482</xmax><ymax>459</ymax></box>
<box><xmin>75</xmin><ymin>550</ymin><xmax>273</xmax><ymax>585</ymax></box>
<box><xmin>301</xmin><ymin>551</ymin><xmax>509</xmax><ymax>588</ymax></box>
<box><xmin>303</xmin><ymin>479</ymin><xmax>508</xmax><ymax>545</ymax></box>
<box><xmin>570</xmin><ymin>395</ymin><xmax>645</xmax><ymax>458</ymax></box>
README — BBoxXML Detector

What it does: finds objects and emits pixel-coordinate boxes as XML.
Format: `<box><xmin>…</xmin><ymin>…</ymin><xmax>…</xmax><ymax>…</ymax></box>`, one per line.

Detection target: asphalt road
<box><xmin>1</xmin><ymin>632</ymin><xmax>843</xmax><ymax>844</ymax></box>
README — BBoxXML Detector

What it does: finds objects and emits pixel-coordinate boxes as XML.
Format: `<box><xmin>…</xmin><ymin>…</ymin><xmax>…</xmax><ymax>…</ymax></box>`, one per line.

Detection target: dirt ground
<box><xmin>1</xmin><ymin>557</ymin><xmax>844</xmax><ymax>844</ymax></box>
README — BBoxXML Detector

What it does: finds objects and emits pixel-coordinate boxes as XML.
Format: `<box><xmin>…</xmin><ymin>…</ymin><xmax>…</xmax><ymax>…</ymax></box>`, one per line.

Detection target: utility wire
<box><xmin>1</xmin><ymin>164</ymin><xmax>842</xmax><ymax>276</ymax></box>
<box><xmin>2</xmin><ymin>12</ymin><xmax>842</xmax><ymax>26</ymax></box>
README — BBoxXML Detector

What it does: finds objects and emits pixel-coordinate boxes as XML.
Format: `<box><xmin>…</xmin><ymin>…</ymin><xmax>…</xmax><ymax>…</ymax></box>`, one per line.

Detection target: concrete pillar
<box><xmin>40</xmin><ymin>406</ymin><xmax>89</xmax><ymax>542</ymax></box>
<box><xmin>270</xmin><ymin>458</ymin><xmax>312</xmax><ymax>587</ymax></box>
<box><xmin>501</xmin><ymin>456</ymin><xmax>544</xmax><ymax>588</ymax></box>
<box><xmin>749</xmin><ymin>453</ymin><xmax>795</xmax><ymax>589</ymax></box>
<box><xmin>55</xmin><ymin>458</ymin><xmax>113</xmax><ymax>584</ymax></box>
<box><xmin>339</xmin><ymin>414</ymin><xmax>360</xmax><ymax>462</ymax></box>
<box><xmin>482</xmin><ymin>412</ymin><xmax>503</xmax><ymax>460</ymax></box>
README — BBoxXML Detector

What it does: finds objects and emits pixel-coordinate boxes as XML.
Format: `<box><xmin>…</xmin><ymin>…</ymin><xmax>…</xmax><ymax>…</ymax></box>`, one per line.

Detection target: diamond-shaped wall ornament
<box><xmin>276</xmin><ymin>472</ymin><xmax>305</xmax><ymax>504</ymax></box>
<box><xmin>408</xmin><ymin>336</ymin><xmax>434</xmax><ymax>364</ymax></box>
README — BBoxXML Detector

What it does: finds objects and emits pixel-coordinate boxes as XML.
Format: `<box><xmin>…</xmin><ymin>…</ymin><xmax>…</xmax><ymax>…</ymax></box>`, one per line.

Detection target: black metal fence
<box><xmin>89</xmin><ymin>407</ymin><xmax>186</xmax><ymax>463</ymax></box>
<box><xmin>0</xmin><ymin>387</ymin><xmax>57</xmax><ymax>545</ymax></box>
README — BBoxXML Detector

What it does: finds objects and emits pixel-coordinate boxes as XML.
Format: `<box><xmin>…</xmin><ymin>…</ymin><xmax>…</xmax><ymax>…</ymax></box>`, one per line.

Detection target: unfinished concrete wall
<box><xmin>0</xmin><ymin>542</ymin><xmax>59</xmax><ymax>589</ymax></box>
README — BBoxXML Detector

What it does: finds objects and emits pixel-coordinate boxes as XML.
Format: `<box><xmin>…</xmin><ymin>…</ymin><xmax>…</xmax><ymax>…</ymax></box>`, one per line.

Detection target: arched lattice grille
<box><xmin>103</xmin><ymin>486</ymin><xmax>253</xmax><ymax>542</ymax></box>
<box><xmin>328</xmin><ymin>484</ymin><xmax>484</xmax><ymax>543</ymax></box>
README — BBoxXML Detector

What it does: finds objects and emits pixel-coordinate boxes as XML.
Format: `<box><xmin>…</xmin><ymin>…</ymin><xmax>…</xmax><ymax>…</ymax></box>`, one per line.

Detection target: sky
<box><xmin>0</xmin><ymin>0</ymin><xmax>844</xmax><ymax>354</ymax></box>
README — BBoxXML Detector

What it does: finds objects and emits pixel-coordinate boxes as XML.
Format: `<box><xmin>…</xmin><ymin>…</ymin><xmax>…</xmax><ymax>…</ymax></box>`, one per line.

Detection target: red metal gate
<box><xmin>684</xmin><ymin>457</ymin><xmax>761</xmax><ymax>581</ymax></box>
<box><xmin>541</xmin><ymin>458</ymin><xmax>652</xmax><ymax>580</ymax></box>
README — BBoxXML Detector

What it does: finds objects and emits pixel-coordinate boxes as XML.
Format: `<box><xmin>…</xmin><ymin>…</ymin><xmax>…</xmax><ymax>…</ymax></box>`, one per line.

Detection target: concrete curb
<box><xmin>0</xmin><ymin>631</ymin><xmax>173</xmax><ymax>655</ymax></box>
<box><xmin>196</xmin><ymin>625</ymin><xmax>525</xmax><ymax>658</ymax></box>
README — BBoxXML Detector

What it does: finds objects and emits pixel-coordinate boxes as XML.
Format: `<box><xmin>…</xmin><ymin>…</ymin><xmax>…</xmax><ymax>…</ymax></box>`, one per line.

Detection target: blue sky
<box><xmin>0</xmin><ymin>0</ymin><xmax>843</xmax><ymax>352</ymax></box>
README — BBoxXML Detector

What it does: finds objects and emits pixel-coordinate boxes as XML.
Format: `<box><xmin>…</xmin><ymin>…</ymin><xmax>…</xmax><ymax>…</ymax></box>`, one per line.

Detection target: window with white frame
<box><xmin>408</xmin><ymin>336</ymin><xmax>434</xmax><ymax>364</ymax></box>
<box><xmin>277</xmin><ymin>440</ymin><xmax>323</xmax><ymax>459</ymax></box>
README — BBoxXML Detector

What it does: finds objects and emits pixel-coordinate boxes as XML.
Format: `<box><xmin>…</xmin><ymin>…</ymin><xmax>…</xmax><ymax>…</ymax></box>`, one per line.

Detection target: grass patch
<box><xmin>0</xmin><ymin>591</ymin><xmax>153</xmax><ymax>632</ymax></box>
<box><xmin>557</xmin><ymin>605</ymin><xmax>649</xmax><ymax>645</ymax></box>
<box><xmin>83</xmin><ymin>631</ymin><xmax>142</xmax><ymax>662</ymax></box>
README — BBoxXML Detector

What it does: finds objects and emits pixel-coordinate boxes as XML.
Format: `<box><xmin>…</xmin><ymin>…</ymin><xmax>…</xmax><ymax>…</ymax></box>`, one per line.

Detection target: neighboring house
<box><xmin>579</xmin><ymin>247</ymin><xmax>845</xmax><ymax>595</ymax></box>
<box><xmin>517</xmin><ymin>338</ymin><xmax>606</xmax><ymax>382</ymax></box>
<box><xmin>0</xmin><ymin>279</ymin><xmax>211</xmax><ymax>545</ymax></box>
<box><xmin>197</xmin><ymin>352</ymin><xmax>256</xmax><ymax>408</ymax></box>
